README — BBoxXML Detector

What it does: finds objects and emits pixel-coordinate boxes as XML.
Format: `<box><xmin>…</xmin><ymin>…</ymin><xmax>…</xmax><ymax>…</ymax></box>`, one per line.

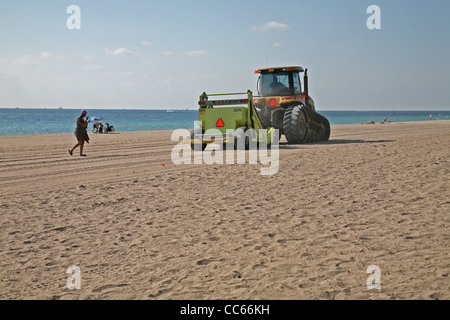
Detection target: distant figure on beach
<box><xmin>384</xmin><ymin>117</ymin><xmax>388</xmax><ymax>123</ymax></box>
<box><xmin>68</xmin><ymin>110</ymin><xmax>89</xmax><ymax>157</ymax></box>
<box><xmin>430</xmin><ymin>114</ymin><xmax>432</xmax><ymax>120</ymax></box>
<box><xmin>105</xmin><ymin>123</ymin><xmax>112</xmax><ymax>133</ymax></box>
<box><xmin>92</xmin><ymin>123</ymin><xmax>98</xmax><ymax>133</ymax></box>
<box><xmin>98</xmin><ymin>124</ymin><xmax>104</xmax><ymax>134</ymax></box>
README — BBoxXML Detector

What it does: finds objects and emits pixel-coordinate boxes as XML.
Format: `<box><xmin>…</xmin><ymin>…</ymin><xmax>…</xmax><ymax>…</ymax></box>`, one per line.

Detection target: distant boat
<box><xmin>58</xmin><ymin>107</ymin><xmax>63</xmax><ymax>110</ymax></box>
<box><xmin>167</xmin><ymin>110</ymin><xmax>175</xmax><ymax>113</ymax></box>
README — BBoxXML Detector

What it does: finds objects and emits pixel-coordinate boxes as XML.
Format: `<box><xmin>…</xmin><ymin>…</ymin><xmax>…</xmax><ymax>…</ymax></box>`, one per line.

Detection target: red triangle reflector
<box><xmin>216</xmin><ymin>118</ymin><xmax>225</xmax><ymax>127</ymax></box>
<box><xmin>269</xmin><ymin>98</ymin><xmax>277</xmax><ymax>107</ymax></box>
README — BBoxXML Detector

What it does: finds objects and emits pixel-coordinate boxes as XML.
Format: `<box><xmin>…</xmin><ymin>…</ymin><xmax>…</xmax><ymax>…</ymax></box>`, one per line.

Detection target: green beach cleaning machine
<box><xmin>188</xmin><ymin>90</ymin><xmax>277</xmax><ymax>150</ymax></box>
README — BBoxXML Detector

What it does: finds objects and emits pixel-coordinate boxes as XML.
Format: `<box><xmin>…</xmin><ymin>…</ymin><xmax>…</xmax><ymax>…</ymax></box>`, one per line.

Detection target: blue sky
<box><xmin>0</xmin><ymin>0</ymin><xmax>449</xmax><ymax>110</ymax></box>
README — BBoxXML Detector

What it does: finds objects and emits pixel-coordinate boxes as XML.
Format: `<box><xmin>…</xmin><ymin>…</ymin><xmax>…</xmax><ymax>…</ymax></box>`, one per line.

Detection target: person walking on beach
<box><xmin>68</xmin><ymin>110</ymin><xmax>90</xmax><ymax>157</ymax></box>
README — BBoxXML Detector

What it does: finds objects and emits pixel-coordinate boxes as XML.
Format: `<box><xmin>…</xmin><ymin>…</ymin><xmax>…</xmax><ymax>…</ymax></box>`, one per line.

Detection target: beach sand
<box><xmin>0</xmin><ymin>120</ymin><xmax>448</xmax><ymax>300</ymax></box>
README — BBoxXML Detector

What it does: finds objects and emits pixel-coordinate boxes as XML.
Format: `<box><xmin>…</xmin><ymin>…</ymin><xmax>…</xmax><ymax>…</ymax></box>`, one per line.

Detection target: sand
<box><xmin>0</xmin><ymin>120</ymin><xmax>448</xmax><ymax>300</ymax></box>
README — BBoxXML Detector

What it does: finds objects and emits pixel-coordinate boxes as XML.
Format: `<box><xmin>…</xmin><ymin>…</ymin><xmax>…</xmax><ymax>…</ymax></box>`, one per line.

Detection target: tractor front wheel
<box><xmin>283</xmin><ymin>105</ymin><xmax>309</xmax><ymax>144</ymax></box>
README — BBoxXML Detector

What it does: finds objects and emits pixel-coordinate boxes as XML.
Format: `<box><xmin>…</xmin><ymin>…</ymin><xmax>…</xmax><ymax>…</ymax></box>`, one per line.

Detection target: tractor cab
<box><xmin>254</xmin><ymin>66</ymin><xmax>314</xmax><ymax>112</ymax></box>
<box><xmin>256</xmin><ymin>66</ymin><xmax>304</xmax><ymax>97</ymax></box>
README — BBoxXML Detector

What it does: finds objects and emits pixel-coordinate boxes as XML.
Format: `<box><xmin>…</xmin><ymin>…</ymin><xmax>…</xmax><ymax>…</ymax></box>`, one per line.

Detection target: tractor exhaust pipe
<box><xmin>303</xmin><ymin>68</ymin><xmax>308</xmax><ymax>105</ymax></box>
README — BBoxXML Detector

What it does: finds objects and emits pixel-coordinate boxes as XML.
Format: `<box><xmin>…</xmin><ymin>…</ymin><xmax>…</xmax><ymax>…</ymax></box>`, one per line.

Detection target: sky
<box><xmin>0</xmin><ymin>0</ymin><xmax>449</xmax><ymax>110</ymax></box>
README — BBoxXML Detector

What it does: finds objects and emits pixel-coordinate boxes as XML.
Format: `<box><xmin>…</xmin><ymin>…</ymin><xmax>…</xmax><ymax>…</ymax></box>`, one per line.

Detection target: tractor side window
<box><xmin>293</xmin><ymin>74</ymin><xmax>301</xmax><ymax>95</ymax></box>
<box><xmin>259</xmin><ymin>73</ymin><xmax>272</xmax><ymax>97</ymax></box>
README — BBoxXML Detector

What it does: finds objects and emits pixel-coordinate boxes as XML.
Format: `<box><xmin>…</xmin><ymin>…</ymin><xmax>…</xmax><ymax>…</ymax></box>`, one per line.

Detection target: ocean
<box><xmin>0</xmin><ymin>108</ymin><xmax>448</xmax><ymax>136</ymax></box>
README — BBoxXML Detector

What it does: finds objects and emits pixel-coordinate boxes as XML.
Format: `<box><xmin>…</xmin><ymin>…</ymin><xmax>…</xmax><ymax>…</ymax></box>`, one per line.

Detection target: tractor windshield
<box><xmin>258</xmin><ymin>71</ymin><xmax>302</xmax><ymax>97</ymax></box>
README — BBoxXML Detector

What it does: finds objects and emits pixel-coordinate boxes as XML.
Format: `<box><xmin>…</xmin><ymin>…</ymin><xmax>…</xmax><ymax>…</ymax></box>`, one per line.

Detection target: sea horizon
<box><xmin>0</xmin><ymin>108</ymin><xmax>449</xmax><ymax>136</ymax></box>
<box><xmin>2</xmin><ymin>107</ymin><xmax>450</xmax><ymax>111</ymax></box>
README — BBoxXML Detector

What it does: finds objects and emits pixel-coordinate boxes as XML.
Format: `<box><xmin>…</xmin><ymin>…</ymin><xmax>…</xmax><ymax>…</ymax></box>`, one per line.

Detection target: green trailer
<box><xmin>189</xmin><ymin>90</ymin><xmax>277</xmax><ymax>150</ymax></box>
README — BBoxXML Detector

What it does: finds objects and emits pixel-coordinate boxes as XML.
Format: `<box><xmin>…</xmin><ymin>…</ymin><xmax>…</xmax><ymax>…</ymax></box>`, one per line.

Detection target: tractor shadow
<box><xmin>324</xmin><ymin>139</ymin><xmax>395</xmax><ymax>145</ymax></box>
<box><xmin>278</xmin><ymin>143</ymin><xmax>307</xmax><ymax>150</ymax></box>
<box><xmin>278</xmin><ymin>139</ymin><xmax>395</xmax><ymax>149</ymax></box>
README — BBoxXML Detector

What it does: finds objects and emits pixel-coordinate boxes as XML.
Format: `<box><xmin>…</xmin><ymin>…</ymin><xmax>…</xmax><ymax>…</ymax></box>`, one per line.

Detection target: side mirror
<box><xmin>257</xmin><ymin>76</ymin><xmax>261</xmax><ymax>95</ymax></box>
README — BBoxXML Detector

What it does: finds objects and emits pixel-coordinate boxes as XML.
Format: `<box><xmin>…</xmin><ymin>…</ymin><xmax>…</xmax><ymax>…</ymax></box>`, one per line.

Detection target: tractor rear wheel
<box><xmin>283</xmin><ymin>105</ymin><xmax>309</xmax><ymax>144</ymax></box>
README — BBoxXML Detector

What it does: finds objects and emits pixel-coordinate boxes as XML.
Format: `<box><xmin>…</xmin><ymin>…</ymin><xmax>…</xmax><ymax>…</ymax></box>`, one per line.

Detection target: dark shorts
<box><xmin>75</xmin><ymin>128</ymin><xmax>87</xmax><ymax>142</ymax></box>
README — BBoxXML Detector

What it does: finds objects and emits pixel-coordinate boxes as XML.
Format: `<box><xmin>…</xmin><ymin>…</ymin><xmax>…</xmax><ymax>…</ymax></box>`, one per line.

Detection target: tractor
<box><xmin>253</xmin><ymin>66</ymin><xmax>330</xmax><ymax>143</ymax></box>
<box><xmin>189</xmin><ymin>66</ymin><xmax>330</xmax><ymax>150</ymax></box>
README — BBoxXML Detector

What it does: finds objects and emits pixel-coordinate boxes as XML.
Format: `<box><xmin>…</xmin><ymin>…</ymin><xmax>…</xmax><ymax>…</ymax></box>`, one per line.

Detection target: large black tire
<box><xmin>301</xmin><ymin>107</ymin><xmax>331</xmax><ymax>142</ymax></box>
<box><xmin>190</xmin><ymin>128</ymin><xmax>206</xmax><ymax>151</ymax></box>
<box><xmin>283</xmin><ymin>105</ymin><xmax>309</xmax><ymax>144</ymax></box>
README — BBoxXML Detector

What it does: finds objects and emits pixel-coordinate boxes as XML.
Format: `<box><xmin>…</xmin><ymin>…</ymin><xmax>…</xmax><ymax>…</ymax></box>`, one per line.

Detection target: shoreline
<box><xmin>0</xmin><ymin>119</ymin><xmax>449</xmax><ymax>138</ymax></box>
<box><xmin>1</xmin><ymin>107</ymin><xmax>449</xmax><ymax>110</ymax></box>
